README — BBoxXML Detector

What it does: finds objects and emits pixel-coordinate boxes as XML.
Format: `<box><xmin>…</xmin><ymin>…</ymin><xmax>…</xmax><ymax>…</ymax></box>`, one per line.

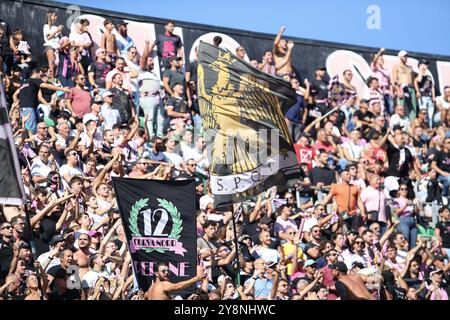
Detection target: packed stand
<box><xmin>0</xmin><ymin>13</ymin><xmax>449</xmax><ymax>300</ymax></box>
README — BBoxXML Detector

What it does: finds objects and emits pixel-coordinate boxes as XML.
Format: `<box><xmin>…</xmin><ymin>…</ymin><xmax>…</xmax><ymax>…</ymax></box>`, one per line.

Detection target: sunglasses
<box><xmin>1</xmin><ymin>225</ymin><xmax>12</xmax><ymax>230</ymax></box>
<box><xmin>355</xmin><ymin>241</ymin><xmax>364</xmax><ymax>245</ymax></box>
<box><xmin>159</xmin><ymin>269</ymin><xmax>170</xmax><ymax>274</ymax></box>
<box><xmin>68</xmin><ymin>152</ymin><xmax>77</xmax><ymax>157</ymax></box>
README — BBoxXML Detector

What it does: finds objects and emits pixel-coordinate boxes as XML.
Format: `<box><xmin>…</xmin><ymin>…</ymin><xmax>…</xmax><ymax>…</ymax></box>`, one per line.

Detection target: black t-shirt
<box><xmin>243</xmin><ymin>215</ymin><xmax>260</xmax><ymax>243</ymax></box>
<box><xmin>418</xmin><ymin>75</ymin><xmax>433</xmax><ymax>97</ymax></box>
<box><xmin>436</xmin><ymin>221</ymin><xmax>450</xmax><ymax>248</ymax></box>
<box><xmin>0</xmin><ymin>28</ymin><xmax>12</xmax><ymax>55</ymax></box>
<box><xmin>435</xmin><ymin>150</ymin><xmax>450</xmax><ymax>173</ymax></box>
<box><xmin>18</xmin><ymin>78</ymin><xmax>43</xmax><ymax>109</ymax></box>
<box><xmin>385</xmin><ymin>141</ymin><xmax>414</xmax><ymax>178</ymax></box>
<box><xmin>48</xmin><ymin>289</ymin><xmax>81</xmax><ymax>300</ymax></box>
<box><xmin>309</xmin><ymin>167</ymin><xmax>336</xmax><ymax>186</ymax></box>
<box><xmin>310</xmin><ymin>79</ymin><xmax>328</xmax><ymax>100</ymax></box>
<box><xmin>1</xmin><ymin>291</ymin><xmax>25</xmax><ymax>300</ymax></box>
<box><xmin>156</xmin><ymin>33</ymin><xmax>183</xmax><ymax>67</ymax></box>
<box><xmin>354</xmin><ymin>109</ymin><xmax>374</xmax><ymax>133</ymax></box>
<box><xmin>0</xmin><ymin>240</ymin><xmax>14</xmax><ymax>282</ymax></box>
<box><xmin>186</xmin><ymin>60</ymin><xmax>198</xmax><ymax>83</ymax></box>
<box><xmin>412</xmin><ymin>137</ymin><xmax>425</xmax><ymax>149</ymax></box>
<box><xmin>166</xmin><ymin>96</ymin><xmax>188</xmax><ymax>115</ymax></box>
<box><xmin>88</xmin><ymin>61</ymin><xmax>112</xmax><ymax>88</ymax></box>
<box><xmin>39</xmin><ymin>217</ymin><xmax>57</xmax><ymax>244</ymax></box>
<box><xmin>163</xmin><ymin>69</ymin><xmax>185</xmax><ymax>89</ymax></box>
<box><xmin>110</xmin><ymin>87</ymin><xmax>133</xmax><ymax>123</ymax></box>
<box><xmin>305</xmin><ymin>103</ymin><xmax>322</xmax><ymax>127</ymax></box>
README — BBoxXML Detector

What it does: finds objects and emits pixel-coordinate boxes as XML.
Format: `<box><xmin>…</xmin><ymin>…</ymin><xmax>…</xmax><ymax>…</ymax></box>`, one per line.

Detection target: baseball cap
<box><xmin>101</xmin><ymin>90</ymin><xmax>114</xmax><ymax>99</ymax></box>
<box><xmin>93</xmin><ymin>95</ymin><xmax>103</xmax><ymax>103</ymax></box>
<box><xmin>19</xmin><ymin>242</ymin><xmax>31</xmax><ymax>250</ymax></box>
<box><xmin>304</xmin><ymin>259</ymin><xmax>317</xmax><ymax>268</ymax></box>
<box><xmin>352</xmin><ymin>262</ymin><xmax>365</xmax><ymax>269</ymax></box>
<box><xmin>169</xmin><ymin>56</ymin><xmax>182</xmax><ymax>62</ymax></box>
<box><xmin>430</xmin><ymin>269</ymin><xmax>443</xmax><ymax>276</ymax></box>
<box><xmin>238</xmin><ymin>234</ymin><xmax>252</xmax><ymax>242</ymax></box>
<box><xmin>88</xmin><ymin>230</ymin><xmax>102</xmax><ymax>238</ymax></box>
<box><xmin>330</xmin><ymin>261</ymin><xmax>348</xmax><ymax>273</ymax></box>
<box><xmin>418</xmin><ymin>59</ymin><xmax>430</xmax><ymax>66</ymax></box>
<box><xmin>116</xmin><ymin>19</ymin><xmax>128</xmax><ymax>26</ymax></box>
<box><xmin>398</xmin><ymin>50</ymin><xmax>408</xmax><ymax>57</ymax></box>
<box><xmin>49</xmin><ymin>235</ymin><xmax>65</xmax><ymax>247</ymax></box>
<box><xmin>95</xmin><ymin>48</ymin><xmax>106</xmax><ymax>57</ymax></box>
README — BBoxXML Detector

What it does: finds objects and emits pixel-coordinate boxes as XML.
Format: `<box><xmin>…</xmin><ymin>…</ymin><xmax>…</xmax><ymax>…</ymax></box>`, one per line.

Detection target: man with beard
<box><xmin>115</xmin><ymin>20</ymin><xmax>134</xmax><ymax>58</ymax></box>
<box><xmin>109</xmin><ymin>73</ymin><xmax>135</xmax><ymax>124</ymax></box>
<box><xmin>330</xmin><ymin>261</ymin><xmax>374</xmax><ymax>300</ymax></box>
<box><xmin>144</xmin><ymin>262</ymin><xmax>207</xmax><ymax>300</ymax></box>
<box><xmin>73</xmin><ymin>233</ymin><xmax>92</xmax><ymax>280</ymax></box>
<box><xmin>142</xmin><ymin>136</ymin><xmax>171</xmax><ymax>168</ymax></box>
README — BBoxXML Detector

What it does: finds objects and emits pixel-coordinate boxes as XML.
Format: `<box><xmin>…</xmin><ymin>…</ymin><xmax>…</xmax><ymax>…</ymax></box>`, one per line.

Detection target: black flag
<box><xmin>112</xmin><ymin>178</ymin><xmax>197</xmax><ymax>295</ymax></box>
<box><xmin>197</xmin><ymin>41</ymin><xmax>301</xmax><ymax>208</ymax></box>
<box><xmin>0</xmin><ymin>81</ymin><xmax>25</xmax><ymax>205</ymax></box>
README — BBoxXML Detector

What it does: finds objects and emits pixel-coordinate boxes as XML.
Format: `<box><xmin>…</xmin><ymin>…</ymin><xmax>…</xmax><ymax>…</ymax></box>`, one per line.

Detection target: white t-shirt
<box><xmin>81</xmin><ymin>270</ymin><xmax>109</xmax><ymax>289</ymax></box>
<box><xmin>69</xmin><ymin>31</ymin><xmax>92</xmax><ymax>56</ymax></box>
<box><xmin>164</xmin><ymin>151</ymin><xmax>183</xmax><ymax>177</ymax></box>
<box><xmin>55</xmin><ymin>134</ymin><xmax>68</xmax><ymax>149</ymax></box>
<box><xmin>389</xmin><ymin>114</ymin><xmax>411</xmax><ymax>132</ymax></box>
<box><xmin>30</xmin><ymin>158</ymin><xmax>52</xmax><ymax>187</ymax></box>
<box><xmin>59</xmin><ymin>164</ymin><xmax>84</xmax><ymax>188</ymax></box>
<box><xmin>436</xmin><ymin>95</ymin><xmax>450</xmax><ymax>110</ymax></box>
<box><xmin>302</xmin><ymin>217</ymin><xmax>319</xmax><ymax>233</ymax></box>
<box><xmin>79</xmin><ymin>132</ymin><xmax>102</xmax><ymax>150</ymax></box>
<box><xmin>100</xmin><ymin>104</ymin><xmax>121</xmax><ymax>130</ymax></box>
<box><xmin>37</xmin><ymin>251</ymin><xmax>61</xmax><ymax>272</ymax></box>
<box><xmin>199</xmin><ymin>194</ymin><xmax>214</xmax><ymax>211</ymax></box>
<box><xmin>43</xmin><ymin>24</ymin><xmax>61</xmax><ymax>49</ymax></box>
<box><xmin>124</xmin><ymin>57</ymin><xmax>139</xmax><ymax>93</ymax></box>
<box><xmin>342</xmin><ymin>140</ymin><xmax>363</xmax><ymax>160</ymax></box>
<box><xmin>255</xmin><ymin>247</ymin><xmax>280</xmax><ymax>265</ymax></box>
<box><xmin>274</xmin><ymin>217</ymin><xmax>298</xmax><ymax>236</ymax></box>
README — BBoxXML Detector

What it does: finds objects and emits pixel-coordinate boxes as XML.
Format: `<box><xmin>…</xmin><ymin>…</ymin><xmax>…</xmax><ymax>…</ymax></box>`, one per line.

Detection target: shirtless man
<box><xmin>144</xmin><ymin>262</ymin><xmax>207</xmax><ymax>300</ymax></box>
<box><xmin>330</xmin><ymin>261</ymin><xmax>375</xmax><ymax>300</ymax></box>
<box><xmin>391</xmin><ymin>50</ymin><xmax>417</xmax><ymax>119</ymax></box>
<box><xmin>73</xmin><ymin>233</ymin><xmax>92</xmax><ymax>279</ymax></box>
<box><xmin>101</xmin><ymin>19</ymin><xmax>117</xmax><ymax>63</ymax></box>
<box><xmin>273</xmin><ymin>26</ymin><xmax>295</xmax><ymax>79</ymax></box>
<box><xmin>342</xmin><ymin>69</ymin><xmax>357</xmax><ymax>96</ymax></box>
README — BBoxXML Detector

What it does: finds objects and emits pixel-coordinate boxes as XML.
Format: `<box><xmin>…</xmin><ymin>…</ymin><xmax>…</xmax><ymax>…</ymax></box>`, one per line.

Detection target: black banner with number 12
<box><xmin>112</xmin><ymin>178</ymin><xmax>197</xmax><ymax>296</ymax></box>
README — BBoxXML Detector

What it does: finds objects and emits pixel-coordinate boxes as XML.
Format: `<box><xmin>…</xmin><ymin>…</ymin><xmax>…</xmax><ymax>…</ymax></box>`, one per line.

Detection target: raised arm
<box><xmin>372</xmin><ymin>48</ymin><xmax>385</xmax><ymax>66</ymax></box>
<box><xmin>273</xmin><ymin>26</ymin><xmax>285</xmax><ymax>52</ymax></box>
<box><xmin>30</xmin><ymin>194</ymin><xmax>75</xmax><ymax>228</ymax></box>
<box><xmin>99</xmin><ymin>219</ymin><xmax>121</xmax><ymax>255</ymax></box>
<box><xmin>249</xmin><ymin>195</ymin><xmax>263</xmax><ymax>223</ymax></box>
<box><xmin>160</xmin><ymin>266</ymin><xmax>207</xmax><ymax>293</ymax></box>
<box><xmin>379</xmin><ymin>220</ymin><xmax>399</xmax><ymax>247</ymax></box>
<box><xmin>92</xmin><ymin>151</ymin><xmax>120</xmax><ymax>197</ymax></box>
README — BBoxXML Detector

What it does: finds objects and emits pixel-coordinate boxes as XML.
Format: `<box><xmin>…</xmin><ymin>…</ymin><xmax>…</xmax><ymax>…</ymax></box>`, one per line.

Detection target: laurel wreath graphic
<box><xmin>129</xmin><ymin>198</ymin><xmax>183</xmax><ymax>253</ymax></box>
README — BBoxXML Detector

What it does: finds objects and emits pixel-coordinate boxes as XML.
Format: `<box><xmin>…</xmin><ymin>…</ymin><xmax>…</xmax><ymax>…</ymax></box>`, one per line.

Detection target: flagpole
<box><xmin>230</xmin><ymin>203</ymin><xmax>241</xmax><ymax>288</ymax></box>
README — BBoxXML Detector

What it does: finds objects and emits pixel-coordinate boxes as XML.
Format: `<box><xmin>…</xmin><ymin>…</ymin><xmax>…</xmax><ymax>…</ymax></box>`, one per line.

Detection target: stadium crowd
<box><xmin>0</xmin><ymin>11</ymin><xmax>449</xmax><ymax>300</ymax></box>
